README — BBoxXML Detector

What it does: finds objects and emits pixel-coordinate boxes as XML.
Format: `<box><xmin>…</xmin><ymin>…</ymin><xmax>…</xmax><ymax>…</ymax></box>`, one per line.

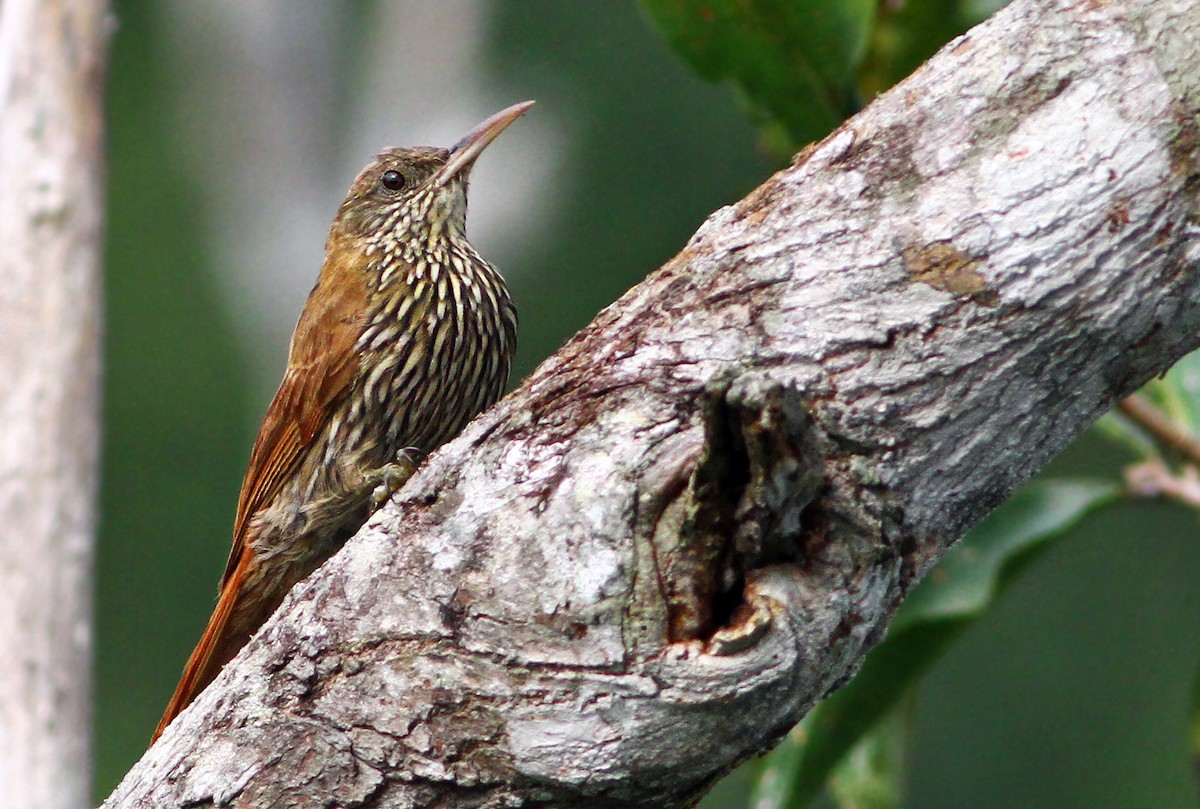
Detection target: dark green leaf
<box><xmin>858</xmin><ymin>0</ymin><xmax>976</xmax><ymax>100</ymax></box>
<box><xmin>749</xmin><ymin>479</ymin><xmax>1119</xmax><ymax>808</ymax></box>
<box><xmin>1145</xmin><ymin>349</ymin><xmax>1200</xmax><ymax>436</ymax></box>
<box><xmin>1097</xmin><ymin>347</ymin><xmax>1200</xmax><ymax>466</ymax></box>
<box><xmin>894</xmin><ymin>480</ymin><xmax>1120</xmax><ymax>630</ymax></box>
<box><xmin>640</xmin><ymin>0</ymin><xmax>875</xmax><ymax>149</ymax></box>
<box><xmin>827</xmin><ymin>701</ymin><xmax>909</xmax><ymax>809</ymax></box>
<box><xmin>1191</xmin><ymin>662</ymin><xmax>1200</xmax><ymax>802</ymax></box>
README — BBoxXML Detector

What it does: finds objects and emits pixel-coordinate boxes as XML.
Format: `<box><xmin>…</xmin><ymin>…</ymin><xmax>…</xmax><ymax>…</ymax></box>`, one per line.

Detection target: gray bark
<box><xmin>104</xmin><ymin>0</ymin><xmax>1200</xmax><ymax>806</ymax></box>
<box><xmin>0</xmin><ymin>1</ymin><xmax>109</xmax><ymax>808</ymax></box>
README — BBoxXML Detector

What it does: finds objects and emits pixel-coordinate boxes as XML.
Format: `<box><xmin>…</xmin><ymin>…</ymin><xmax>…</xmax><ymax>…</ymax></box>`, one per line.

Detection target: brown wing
<box><xmin>222</xmin><ymin>237</ymin><xmax>372</xmax><ymax>587</ymax></box>
<box><xmin>151</xmin><ymin>240</ymin><xmax>374</xmax><ymax>744</ymax></box>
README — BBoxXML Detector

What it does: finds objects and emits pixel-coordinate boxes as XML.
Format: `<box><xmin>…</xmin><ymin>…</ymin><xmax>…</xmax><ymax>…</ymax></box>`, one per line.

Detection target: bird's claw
<box><xmin>369</xmin><ymin>453</ymin><xmax>419</xmax><ymax>510</ymax></box>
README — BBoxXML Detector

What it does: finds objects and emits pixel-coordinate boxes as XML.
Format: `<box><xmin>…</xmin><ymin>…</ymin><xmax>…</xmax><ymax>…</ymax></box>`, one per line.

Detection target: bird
<box><xmin>152</xmin><ymin>101</ymin><xmax>531</xmax><ymax>743</ymax></box>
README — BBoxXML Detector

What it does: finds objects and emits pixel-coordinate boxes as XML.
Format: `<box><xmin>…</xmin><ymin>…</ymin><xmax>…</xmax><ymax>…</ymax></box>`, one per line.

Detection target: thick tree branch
<box><xmin>107</xmin><ymin>0</ymin><xmax>1200</xmax><ymax>806</ymax></box>
<box><xmin>0</xmin><ymin>2</ymin><xmax>108</xmax><ymax>808</ymax></box>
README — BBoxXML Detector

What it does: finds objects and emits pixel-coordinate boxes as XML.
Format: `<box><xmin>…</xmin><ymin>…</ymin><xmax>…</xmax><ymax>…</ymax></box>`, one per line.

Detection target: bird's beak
<box><xmin>430</xmin><ymin>100</ymin><xmax>535</xmax><ymax>188</ymax></box>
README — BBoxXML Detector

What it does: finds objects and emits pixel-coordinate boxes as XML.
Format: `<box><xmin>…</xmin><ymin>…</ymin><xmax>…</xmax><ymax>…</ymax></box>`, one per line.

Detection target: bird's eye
<box><xmin>381</xmin><ymin>169</ymin><xmax>406</xmax><ymax>191</ymax></box>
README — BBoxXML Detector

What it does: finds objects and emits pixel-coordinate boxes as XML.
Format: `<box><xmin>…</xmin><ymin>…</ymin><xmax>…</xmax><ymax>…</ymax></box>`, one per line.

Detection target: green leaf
<box><xmin>639</xmin><ymin>0</ymin><xmax>875</xmax><ymax>149</ymax></box>
<box><xmin>1093</xmin><ymin>410</ymin><xmax>1156</xmax><ymax>460</ymax></box>
<box><xmin>748</xmin><ymin>479</ymin><xmax>1120</xmax><ymax>808</ymax></box>
<box><xmin>1148</xmin><ymin>348</ymin><xmax>1200</xmax><ymax>436</ymax></box>
<box><xmin>1099</xmin><ymin>346</ymin><xmax>1200</xmax><ymax>462</ymax></box>
<box><xmin>827</xmin><ymin>701</ymin><xmax>909</xmax><ymax>809</ymax></box>
<box><xmin>893</xmin><ymin>480</ymin><xmax>1120</xmax><ymax>630</ymax></box>
<box><xmin>748</xmin><ymin>726</ymin><xmax>806</xmax><ymax>809</ymax></box>
<box><xmin>1191</xmin><ymin>662</ymin><xmax>1200</xmax><ymax>803</ymax></box>
<box><xmin>858</xmin><ymin>0</ymin><xmax>975</xmax><ymax>100</ymax></box>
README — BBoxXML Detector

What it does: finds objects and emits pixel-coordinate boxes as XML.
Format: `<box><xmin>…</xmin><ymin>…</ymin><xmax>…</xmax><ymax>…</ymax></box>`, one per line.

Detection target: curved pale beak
<box><xmin>430</xmin><ymin>100</ymin><xmax>535</xmax><ymax>188</ymax></box>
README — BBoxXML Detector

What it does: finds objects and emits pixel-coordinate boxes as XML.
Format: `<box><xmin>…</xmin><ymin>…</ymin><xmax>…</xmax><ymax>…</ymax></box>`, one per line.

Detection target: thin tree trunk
<box><xmin>105</xmin><ymin>0</ymin><xmax>1200</xmax><ymax>806</ymax></box>
<box><xmin>0</xmin><ymin>1</ymin><xmax>108</xmax><ymax>808</ymax></box>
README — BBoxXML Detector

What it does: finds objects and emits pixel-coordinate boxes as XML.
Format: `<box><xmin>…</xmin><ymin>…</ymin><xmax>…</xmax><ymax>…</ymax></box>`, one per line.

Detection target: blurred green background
<box><xmin>97</xmin><ymin>1</ymin><xmax>1200</xmax><ymax>806</ymax></box>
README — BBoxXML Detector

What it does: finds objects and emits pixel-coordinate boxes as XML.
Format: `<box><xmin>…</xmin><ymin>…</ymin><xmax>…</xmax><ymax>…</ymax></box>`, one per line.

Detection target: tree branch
<box><xmin>106</xmin><ymin>0</ymin><xmax>1200</xmax><ymax>806</ymax></box>
<box><xmin>1117</xmin><ymin>394</ymin><xmax>1200</xmax><ymax>464</ymax></box>
<box><xmin>0</xmin><ymin>2</ymin><xmax>108</xmax><ymax>807</ymax></box>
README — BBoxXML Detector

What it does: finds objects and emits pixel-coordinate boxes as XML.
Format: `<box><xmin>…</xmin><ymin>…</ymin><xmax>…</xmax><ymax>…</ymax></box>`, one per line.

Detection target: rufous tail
<box><xmin>151</xmin><ymin>560</ymin><xmax>254</xmax><ymax>743</ymax></box>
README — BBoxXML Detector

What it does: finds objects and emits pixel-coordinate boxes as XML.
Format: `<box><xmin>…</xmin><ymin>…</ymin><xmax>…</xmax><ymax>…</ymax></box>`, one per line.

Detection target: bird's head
<box><xmin>333</xmin><ymin>101</ymin><xmax>534</xmax><ymax>256</ymax></box>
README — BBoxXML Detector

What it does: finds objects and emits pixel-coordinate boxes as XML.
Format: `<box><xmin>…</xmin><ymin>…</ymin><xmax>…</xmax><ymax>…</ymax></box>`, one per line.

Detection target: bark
<box><xmin>0</xmin><ymin>1</ymin><xmax>109</xmax><ymax>808</ymax></box>
<box><xmin>105</xmin><ymin>0</ymin><xmax>1200</xmax><ymax>806</ymax></box>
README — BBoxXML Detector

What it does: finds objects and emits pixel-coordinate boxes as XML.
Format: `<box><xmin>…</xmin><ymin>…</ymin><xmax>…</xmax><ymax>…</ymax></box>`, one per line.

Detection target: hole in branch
<box><xmin>656</xmin><ymin>379</ymin><xmax>824</xmax><ymax>645</ymax></box>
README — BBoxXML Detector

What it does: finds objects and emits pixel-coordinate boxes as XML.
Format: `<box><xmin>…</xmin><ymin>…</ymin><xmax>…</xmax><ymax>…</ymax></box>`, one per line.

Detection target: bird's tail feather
<box><xmin>151</xmin><ymin>560</ymin><xmax>254</xmax><ymax>743</ymax></box>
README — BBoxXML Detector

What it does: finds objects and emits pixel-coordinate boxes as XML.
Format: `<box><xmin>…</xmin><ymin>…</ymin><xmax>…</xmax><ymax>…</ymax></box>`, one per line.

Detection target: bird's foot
<box><xmin>368</xmin><ymin>452</ymin><xmax>419</xmax><ymax>510</ymax></box>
